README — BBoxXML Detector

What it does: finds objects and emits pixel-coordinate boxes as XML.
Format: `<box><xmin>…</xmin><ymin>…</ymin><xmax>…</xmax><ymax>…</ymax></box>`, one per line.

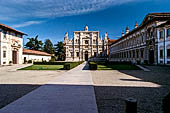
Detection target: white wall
<box><xmin>157</xmin><ymin>27</ymin><xmax>170</xmax><ymax>64</ymax></box>
<box><xmin>23</xmin><ymin>54</ymin><xmax>51</xmax><ymax>63</ymax></box>
<box><xmin>0</xmin><ymin>29</ymin><xmax>23</xmax><ymax>65</ymax></box>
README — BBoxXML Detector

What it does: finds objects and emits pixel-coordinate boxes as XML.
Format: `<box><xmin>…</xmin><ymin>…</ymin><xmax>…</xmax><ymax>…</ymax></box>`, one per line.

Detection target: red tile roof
<box><xmin>23</xmin><ymin>48</ymin><xmax>52</xmax><ymax>56</ymax></box>
<box><xmin>0</xmin><ymin>23</ymin><xmax>27</xmax><ymax>35</ymax></box>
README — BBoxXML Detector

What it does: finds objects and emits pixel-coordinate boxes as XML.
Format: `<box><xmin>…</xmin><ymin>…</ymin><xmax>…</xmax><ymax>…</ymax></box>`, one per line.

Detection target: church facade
<box><xmin>64</xmin><ymin>26</ymin><xmax>108</xmax><ymax>61</ymax></box>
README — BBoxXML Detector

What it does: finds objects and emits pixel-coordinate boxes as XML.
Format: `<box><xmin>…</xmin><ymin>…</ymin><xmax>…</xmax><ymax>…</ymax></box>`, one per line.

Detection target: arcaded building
<box><xmin>64</xmin><ymin>26</ymin><xmax>108</xmax><ymax>61</ymax></box>
<box><xmin>109</xmin><ymin>13</ymin><xmax>170</xmax><ymax>65</ymax></box>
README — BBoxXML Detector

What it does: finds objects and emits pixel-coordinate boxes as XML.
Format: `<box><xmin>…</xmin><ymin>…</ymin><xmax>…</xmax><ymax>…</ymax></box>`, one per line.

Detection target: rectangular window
<box><xmin>129</xmin><ymin>51</ymin><xmax>131</xmax><ymax>58</ymax></box>
<box><xmin>167</xmin><ymin>29</ymin><xmax>170</xmax><ymax>36</ymax></box>
<box><xmin>136</xmin><ymin>50</ymin><xmax>139</xmax><ymax>58</ymax></box>
<box><xmin>76</xmin><ymin>52</ymin><xmax>79</xmax><ymax>57</ymax></box>
<box><xmin>160</xmin><ymin>31</ymin><xmax>164</xmax><ymax>39</ymax></box>
<box><xmin>3</xmin><ymin>31</ymin><xmax>7</xmax><ymax>39</ymax></box>
<box><xmin>85</xmin><ymin>40</ymin><xmax>89</xmax><ymax>44</ymax></box>
<box><xmin>70</xmin><ymin>52</ymin><xmax>73</xmax><ymax>57</ymax></box>
<box><xmin>167</xmin><ymin>49</ymin><xmax>170</xmax><ymax>58</ymax></box>
<box><xmin>3</xmin><ymin>51</ymin><xmax>6</xmax><ymax>58</ymax></box>
<box><xmin>133</xmin><ymin>50</ymin><xmax>135</xmax><ymax>58</ymax></box>
<box><xmin>160</xmin><ymin>50</ymin><xmax>163</xmax><ymax>58</ymax></box>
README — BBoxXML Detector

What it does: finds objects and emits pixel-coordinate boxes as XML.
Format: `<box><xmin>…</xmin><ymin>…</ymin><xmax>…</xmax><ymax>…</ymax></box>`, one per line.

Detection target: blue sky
<box><xmin>0</xmin><ymin>0</ymin><xmax>170</xmax><ymax>45</ymax></box>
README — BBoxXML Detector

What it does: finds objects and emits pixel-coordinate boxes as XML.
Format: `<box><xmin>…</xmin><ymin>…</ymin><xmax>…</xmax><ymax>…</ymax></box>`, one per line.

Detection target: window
<box><xmin>93</xmin><ymin>40</ymin><xmax>96</xmax><ymax>44</ymax></box>
<box><xmin>3</xmin><ymin>51</ymin><xmax>6</xmax><ymax>58</ymax></box>
<box><xmin>85</xmin><ymin>40</ymin><xmax>89</xmax><ymax>44</ymax></box>
<box><xmin>76</xmin><ymin>52</ymin><xmax>79</xmax><ymax>57</ymax></box>
<box><xmin>136</xmin><ymin>50</ymin><xmax>139</xmax><ymax>58</ymax></box>
<box><xmin>129</xmin><ymin>51</ymin><xmax>131</xmax><ymax>58</ymax></box>
<box><xmin>133</xmin><ymin>50</ymin><xmax>135</xmax><ymax>58</ymax></box>
<box><xmin>3</xmin><ymin>31</ymin><xmax>7</xmax><ymax>39</ymax></box>
<box><xmin>167</xmin><ymin>29</ymin><xmax>170</xmax><ymax>36</ymax></box>
<box><xmin>160</xmin><ymin>50</ymin><xmax>163</xmax><ymax>58</ymax></box>
<box><xmin>167</xmin><ymin>49</ymin><xmax>170</xmax><ymax>58</ymax></box>
<box><xmin>160</xmin><ymin>31</ymin><xmax>164</xmax><ymax>39</ymax></box>
<box><xmin>70</xmin><ymin>52</ymin><xmax>73</xmax><ymax>57</ymax></box>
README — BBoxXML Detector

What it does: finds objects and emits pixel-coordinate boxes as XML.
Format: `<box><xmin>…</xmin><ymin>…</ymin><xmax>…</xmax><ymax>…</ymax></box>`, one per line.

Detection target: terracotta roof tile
<box><xmin>23</xmin><ymin>48</ymin><xmax>52</xmax><ymax>56</ymax></box>
<box><xmin>0</xmin><ymin>23</ymin><xmax>27</xmax><ymax>35</ymax></box>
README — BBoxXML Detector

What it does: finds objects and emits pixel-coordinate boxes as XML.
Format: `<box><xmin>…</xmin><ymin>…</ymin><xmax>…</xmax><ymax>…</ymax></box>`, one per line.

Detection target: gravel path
<box><xmin>91</xmin><ymin>66</ymin><xmax>170</xmax><ymax>113</ymax></box>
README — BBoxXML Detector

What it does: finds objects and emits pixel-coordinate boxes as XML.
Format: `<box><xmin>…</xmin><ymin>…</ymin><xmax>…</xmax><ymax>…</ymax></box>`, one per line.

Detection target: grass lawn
<box><xmin>19</xmin><ymin>65</ymin><xmax>64</xmax><ymax>70</ymax></box>
<box><xmin>97</xmin><ymin>64</ymin><xmax>140</xmax><ymax>70</ymax></box>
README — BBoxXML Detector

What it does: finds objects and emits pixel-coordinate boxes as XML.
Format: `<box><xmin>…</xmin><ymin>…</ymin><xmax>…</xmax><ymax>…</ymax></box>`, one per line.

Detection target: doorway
<box><xmin>149</xmin><ymin>50</ymin><xmax>154</xmax><ymax>64</ymax></box>
<box><xmin>12</xmin><ymin>51</ymin><xmax>18</xmax><ymax>64</ymax></box>
<box><xmin>85</xmin><ymin>51</ymin><xmax>88</xmax><ymax>61</ymax></box>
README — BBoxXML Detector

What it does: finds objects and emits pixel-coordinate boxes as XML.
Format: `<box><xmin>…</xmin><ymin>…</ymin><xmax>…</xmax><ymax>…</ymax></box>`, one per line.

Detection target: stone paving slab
<box><xmin>0</xmin><ymin>62</ymin><xmax>98</xmax><ymax>113</ymax></box>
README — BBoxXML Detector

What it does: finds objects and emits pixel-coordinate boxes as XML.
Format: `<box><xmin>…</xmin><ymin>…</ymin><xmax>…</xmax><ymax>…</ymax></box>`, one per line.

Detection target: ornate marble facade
<box><xmin>64</xmin><ymin>26</ymin><xmax>108</xmax><ymax>61</ymax></box>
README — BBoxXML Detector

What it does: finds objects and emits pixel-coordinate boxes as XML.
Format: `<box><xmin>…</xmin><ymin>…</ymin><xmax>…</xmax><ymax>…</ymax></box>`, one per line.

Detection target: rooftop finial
<box><xmin>85</xmin><ymin>25</ymin><xmax>88</xmax><ymax>31</ymax></box>
<box><xmin>135</xmin><ymin>22</ymin><xmax>138</xmax><ymax>28</ymax></box>
<box><xmin>126</xmin><ymin>26</ymin><xmax>129</xmax><ymax>34</ymax></box>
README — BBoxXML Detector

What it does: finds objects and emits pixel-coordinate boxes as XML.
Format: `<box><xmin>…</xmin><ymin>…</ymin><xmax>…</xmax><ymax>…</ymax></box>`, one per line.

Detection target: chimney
<box><xmin>122</xmin><ymin>31</ymin><xmax>125</xmax><ymax>36</ymax></box>
<box><xmin>135</xmin><ymin>22</ymin><xmax>138</xmax><ymax>28</ymax></box>
<box><xmin>126</xmin><ymin>26</ymin><xmax>129</xmax><ymax>34</ymax></box>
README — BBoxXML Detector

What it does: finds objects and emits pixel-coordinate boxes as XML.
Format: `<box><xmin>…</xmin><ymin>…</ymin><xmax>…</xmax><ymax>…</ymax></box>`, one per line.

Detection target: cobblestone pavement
<box><xmin>0</xmin><ymin>65</ymin><xmax>66</xmax><ymax>109</ymax></box>
<box><xmin>91</xmin><ymin>66</ymin><xmax>170</xmax><ymax>113</ymax></box>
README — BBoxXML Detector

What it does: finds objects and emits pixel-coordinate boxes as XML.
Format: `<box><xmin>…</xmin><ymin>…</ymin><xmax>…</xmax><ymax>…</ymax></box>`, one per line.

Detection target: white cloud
<box><xmin>0</xmin><ymin>0</ymin><xmax>145</xmax><ymax>21</ymax></box>
<box><xmin>11</xmin><ymin>21</ymin><xmax>45</xmax><ymax>28</ymax></box>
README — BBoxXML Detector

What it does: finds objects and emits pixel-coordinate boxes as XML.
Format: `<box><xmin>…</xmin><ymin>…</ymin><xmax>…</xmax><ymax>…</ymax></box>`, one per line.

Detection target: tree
<box><xmin>25</xmin><ymin>35</ymin><xmax>43</xmax><ymax>50</ymax></box>
<box><xmin>43</xmin><ymin>39</ymin><xmax>55</xmax><ymax>54</ymax></box>
<box><xmin>54</xmin><ymin>41</ymin><xmax>65</xmax><ymax>61</ymax></box>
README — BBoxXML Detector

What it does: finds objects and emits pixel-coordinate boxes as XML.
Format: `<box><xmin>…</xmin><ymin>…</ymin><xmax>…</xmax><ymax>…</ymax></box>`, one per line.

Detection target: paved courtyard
<box><xmin>0</xmin><ymin>62</ymin><xmax>98</xmax><ymax>113</ymax></box>
<box><xmin>0</xmin><ymin>65</ymin><xmax>66</xmax><ymax>109</ymax></box>
<box><xmin>0</xmin><ymin>64</ymin><xmax>170</xmax><ymax>113</ymax></box>
<box><xmin>91</xmin><ymin>66</ymin><xmax>170</xmax><ymax>113</ymax></box>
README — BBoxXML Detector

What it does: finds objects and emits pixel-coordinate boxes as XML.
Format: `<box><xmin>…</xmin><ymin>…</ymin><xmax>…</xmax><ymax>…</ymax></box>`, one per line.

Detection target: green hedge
<box><xmin>64</xmin><ymin>62</ymin><xmax>84</xmax><ymax>70</ymax></box>
<box><xmin>89</xmin><ymin>62</ymin><xmax>97</xmax><ymax>70</ymax></box>
<box><xmin>64</xmin><ymin>63</ymin><xmax>71</xmax><ymax>70</ymax></box>
<box><xmin>34</xmin><ymin>62</ymin><xmax>67</xmax><ymax>65</ymax></box>
<box><xmin>33</xmin><ymin>61</ymin><xmax>84</xmax><ymax>70</ymax></box>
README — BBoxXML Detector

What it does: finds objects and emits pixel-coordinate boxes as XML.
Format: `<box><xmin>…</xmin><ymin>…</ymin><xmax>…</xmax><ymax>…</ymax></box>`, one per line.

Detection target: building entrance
<box><xmin>149</xmin><ymin>50</ymin><xmax>154</xmax><ymax>64</ymax></box>
<box><xmin>85</xmin><ymin>51</ymin><xmax>88</xmax><ymax>61</ymax></box>
<box><xmin>12</xmin><ymin>51</ymin><xmax>18</xmax><ymax>64</ymax></box>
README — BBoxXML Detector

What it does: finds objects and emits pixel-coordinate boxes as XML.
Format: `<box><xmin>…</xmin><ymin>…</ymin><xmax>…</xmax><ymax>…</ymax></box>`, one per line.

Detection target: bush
<box><xmin>137</xmin><ymin>60</ymin><xmax>140</xmax><ymax>65</ymax></box>
<box><xmin>34</xmin><ymin>62</ymin><xmax>65</xmax><ymax>65</ymax></box>
<box><xmin>144</xmin><ymin>60</ymin><xmax>148</xmax><ymax>65</ymax></box>
<box><xmin>162</xmin><ymin>92</ymin><xmax>170</xmax><ymax>113</ymax></box>
<box><xmin>89</xmin><ymin>62</ymin><xmax>97</xmax><ymax>70</ymax></box>
<box><xmin>64</xmin><ymin>63</ymin><xmax>70</xmax><ymax>70</ymax></box>
<box><xmin>28</xmin><ymin>60</ymin><xmax>32</xmax><ymax>63</ymax></box>
<box><xmin>49</xmin><ymin>56</ymin><xmax>56</xmax><ymax>62</ymax></box>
